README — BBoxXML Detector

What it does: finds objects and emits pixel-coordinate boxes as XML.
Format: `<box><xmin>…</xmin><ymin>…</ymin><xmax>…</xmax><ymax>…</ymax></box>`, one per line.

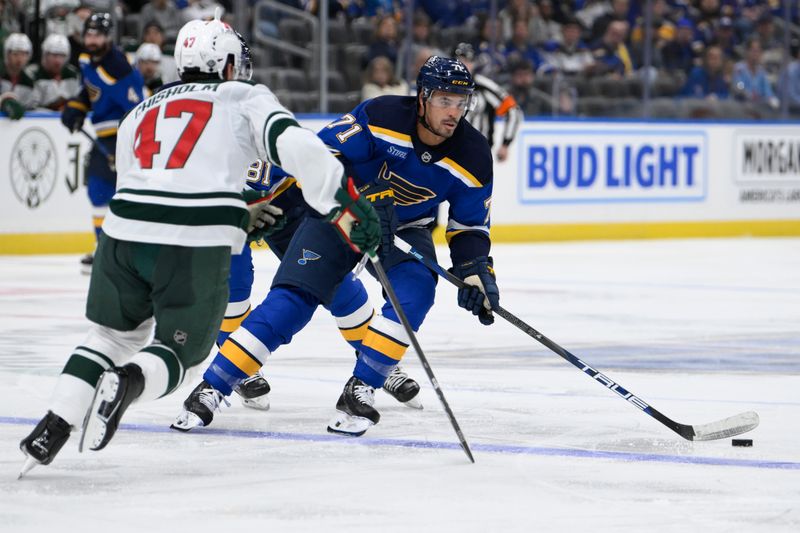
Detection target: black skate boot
<box><xmin>80</xmin><ymin>363</ymin><xmax>144</xmax><ymax>452</ymax></box>
<box><xmin>327</xmin><ymin>376</ymin><xmax>380</xmax><ymax>436</ymax></box>
<box><xmin>234</xmin><ymin>371</ymin><xmax>271</xmax><ymax>411</ymax></box>
<box><xmin>171</xmin><ymin>380</ymin><xmax>228</xmax><ymax>432</ymax></box>
<box><xmin>18</xmin><ymin>411</ymin><xmax>72</xmax><ymax>478</ymax></box>
<box><xmin>382</xmin><ymin>365</ymin><xmax>423</xmax><ymax>409</ymax></box>
<box><xmin>80</xmin><ymin>253</ymin><xmax>93</xmax><ymax>275</ymax></box>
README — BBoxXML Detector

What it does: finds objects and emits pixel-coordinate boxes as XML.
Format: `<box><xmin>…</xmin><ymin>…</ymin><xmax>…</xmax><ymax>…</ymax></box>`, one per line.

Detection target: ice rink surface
<box><xmin>1</xmin><ymin>238</ymin><xmax>798</xmax><ymax>533</ymax></box>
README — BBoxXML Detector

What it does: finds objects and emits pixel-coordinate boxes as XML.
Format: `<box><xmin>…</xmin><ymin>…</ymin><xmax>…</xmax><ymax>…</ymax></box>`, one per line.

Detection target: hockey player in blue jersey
<box><xmin>207</xmin><ymin>161</ymin><xmax>422</xmax><ymax>417</ymax></box>
<box><xmin>174</xmin><ymin>56</ymin><xmax>500</xmax><ymax>437</ymax></box>
<box><xmin>60</xmin><ymin>13</ymin><xmax>145</xmax><ymax>273</ymax></box>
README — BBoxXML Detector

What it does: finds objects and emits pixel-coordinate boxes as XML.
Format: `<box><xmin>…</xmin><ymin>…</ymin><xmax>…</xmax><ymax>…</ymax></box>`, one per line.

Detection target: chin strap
<box><xmin>417</xmin><ymin>97</ymin><xmax>439</xmax><ymax>136</ymax></box>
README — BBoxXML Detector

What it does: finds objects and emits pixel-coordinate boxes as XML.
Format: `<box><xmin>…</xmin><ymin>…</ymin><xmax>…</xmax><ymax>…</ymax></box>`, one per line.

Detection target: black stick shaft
<box><xmin>369</xmin><ymin>254</ymin><xmax>475</xmax><ymax>462</ymax></box>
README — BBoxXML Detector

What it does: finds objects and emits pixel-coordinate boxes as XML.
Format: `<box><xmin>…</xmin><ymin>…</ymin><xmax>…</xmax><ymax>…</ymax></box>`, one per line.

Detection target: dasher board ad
<box><xmin>518</xmin><ymin>128</ymin><xmax>707</xmax><ymax>204</ymax></box>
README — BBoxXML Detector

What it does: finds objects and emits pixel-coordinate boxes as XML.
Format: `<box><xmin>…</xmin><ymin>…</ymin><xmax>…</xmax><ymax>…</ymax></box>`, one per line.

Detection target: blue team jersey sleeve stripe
<box><xmin>436</xmin><ymin>157</ymin><xmax>483</xmax><ymax>188</ymax></box>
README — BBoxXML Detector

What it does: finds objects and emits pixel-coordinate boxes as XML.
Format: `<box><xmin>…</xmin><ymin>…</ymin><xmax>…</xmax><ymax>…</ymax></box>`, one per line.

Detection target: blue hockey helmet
<box><xmin>416</xmin><ymin>55</ymin><xmax>475</xmax><ymax>100</ymax></box>
<box><xmin>84</xmin><ymin>12</ymin><xmax>113</xmax><ymax>36</ymax></box>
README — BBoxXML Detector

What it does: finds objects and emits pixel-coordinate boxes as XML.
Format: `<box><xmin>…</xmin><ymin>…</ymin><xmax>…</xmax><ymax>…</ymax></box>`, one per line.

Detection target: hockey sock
<box><xmin>217</xmin><ymin>300</ymin><xmax>251</xmax><ymax>346</ymax></box>
<box><xmin>329</xmin><ymin>277</ymin><xmax>373</xmax><ymax>351</ymax></box>
<box><xmin>129</xmin><ymin>344</ymin><xmax>184</xmax><ymax>401</ymax></box>
<box><xmin>354</xmin><ymin>315</ymin><xmax>410</xmax><ymax>388</ymax></box>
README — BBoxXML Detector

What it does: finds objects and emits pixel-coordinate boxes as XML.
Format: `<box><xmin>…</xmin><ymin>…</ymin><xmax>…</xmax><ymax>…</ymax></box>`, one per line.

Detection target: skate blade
<box><xmin>326</xmin><ymin>410</ymin><xmax>373</xmax><ymax>437</ymax></box>
<box><xmin>403</xmin><ymin>396</ymin><xmax>424</xmax><ymax>410</ymax></box>
<box><xmin>240</xmin><ymin>395</ymin><xmax>270</xmax><ymax>411</ymax></box>
<box><xmin>170</xmin><ymin>411</ymin><xmax>205</xmax><ymax>432</ymax></box>
<box><xmin>79</xmin><ymin>372</ymin><xmax>120</xmax><ymax>452</ymax></box>
<box><xmin>18</xmin><ymin>457</ymin><xmax>38</xmax><ymax>479</ymax></box>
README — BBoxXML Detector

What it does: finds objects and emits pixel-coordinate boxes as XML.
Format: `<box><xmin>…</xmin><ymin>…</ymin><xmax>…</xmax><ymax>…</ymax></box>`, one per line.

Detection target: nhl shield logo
<box><xmin>173</xmin><ymin>330</ymin><xmax>188</xmax><ymax>345</ymax></box>
<box><xmin>421</xmin><ymin>151</ymin><xmax>432</xmax><ymax>163</ymax></box>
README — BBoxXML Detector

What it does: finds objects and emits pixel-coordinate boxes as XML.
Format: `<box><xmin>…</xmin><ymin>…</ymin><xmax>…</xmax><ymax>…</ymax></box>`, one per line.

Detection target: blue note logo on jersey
<box><xmin>298</xmin><ymin>249</ymin><xmax>322</xmax><ymax>265</ymax></box>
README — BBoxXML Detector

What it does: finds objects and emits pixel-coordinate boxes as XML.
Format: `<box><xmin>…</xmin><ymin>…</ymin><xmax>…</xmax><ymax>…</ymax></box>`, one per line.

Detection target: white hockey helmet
<box><xmin>135</xmin><ymin>43</ymin><xmax>162</xmax><ymax>65</ymax></box>
<box><xmin>4</xmin><ymin>33</ymin><xmax>33</xmax><ymax>59</ymax></box>
<box><xmin>42</xmin><ymin>33</ymin><xmax>71</xmax><ymax>57</ymax></box>
<box><xmin>174</xmin><ymin>11</ymin><xmax>243</xmax><ymax>80</ymax></box>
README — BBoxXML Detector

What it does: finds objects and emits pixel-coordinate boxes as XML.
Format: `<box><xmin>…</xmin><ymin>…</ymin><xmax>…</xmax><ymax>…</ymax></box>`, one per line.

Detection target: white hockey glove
<box><xmin>243</xmin><ymin>190</ymin><xmax>285</xmax><ymax>242</ymax></box>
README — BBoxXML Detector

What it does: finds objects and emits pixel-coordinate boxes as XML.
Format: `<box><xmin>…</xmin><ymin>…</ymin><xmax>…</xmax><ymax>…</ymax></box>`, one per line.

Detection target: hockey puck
<box><xmin>732</xmin><ymin>439</ymin><xmax>753</xmax><ymax>447</ymax></box>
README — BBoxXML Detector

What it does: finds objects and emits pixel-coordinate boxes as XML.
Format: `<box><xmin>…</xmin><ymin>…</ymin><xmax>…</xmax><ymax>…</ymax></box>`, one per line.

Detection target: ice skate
<box><xmin>234</xmin><ymin>371</ymin><xmax>271</xmax><ymax>410</ymax></box>
<box><xmin>18</xmin><ymin>411</ymin><xmax>71</xmax><ymax>478</ymax></box>
<box><xmin>171</xmin><ymin>380</ymin><xmax>229</xmax><ymax>432</ymax></box>
<box><xmin>327</xmin><ymin>376</ymin><xmax>380</xmax><ymax>437</ymax></box>
<box><xmin>80</xmin><ymin>253</ymin><xmax>93</xmax><ymax>275</ymax></box>
<box><xmin>383</xmin><ymin>365</ymin><xmax>422</xmax><ymax>409</ymax></box>
<box><xmin>80</xmin><ymin>364</ymin><xmax>144</xmax><ymax>452</ymax></box>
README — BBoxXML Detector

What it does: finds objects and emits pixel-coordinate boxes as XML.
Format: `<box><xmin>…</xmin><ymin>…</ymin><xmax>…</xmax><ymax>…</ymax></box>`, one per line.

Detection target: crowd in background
<box><xmin>2</xmin><ymin>0</ymin><xmax>800</xmax><ymax>119</ymax></box>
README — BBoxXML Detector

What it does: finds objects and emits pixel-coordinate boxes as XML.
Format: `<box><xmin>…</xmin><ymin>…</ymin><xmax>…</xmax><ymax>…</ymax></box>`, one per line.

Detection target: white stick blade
<box><xmin>691</xmin><ymin>411</ymin><xmax>760</xmax><ymax>441</ymax></box>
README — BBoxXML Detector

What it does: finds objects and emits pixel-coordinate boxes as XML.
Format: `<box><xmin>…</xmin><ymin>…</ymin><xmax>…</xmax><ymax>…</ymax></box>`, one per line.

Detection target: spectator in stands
<box><xmin>693</xmin><ymin>0</ymin><xmax>722</xmax><ymax>45</ymax></box>
<box><xmin>30</xmin><ymin>33</ymin><xmax>80</xmax><ymax>111</ymax></box>
<box><xmin>504</xmin><ymin>18</ymin><xmax>545</xmax><ymax>72</ymax></box>
<box><xmin>589</xmin><ymin>19</ymin><xmax>633</xmax><ymax>77</ymax></box>
<box><xmin>753</xmin><ymin>11</ymin><xmax>782</xmax><ymax>53</ymax></box>
<box><xmin>498</xmin><ymin>0</ymin><xmax>538</xmax><ymax>44</ymax></box>
<box><xmin>409</xmin><ymin>10</ymin><xmax>437</xmax><ymax>52</ymax></box>
<box><xmin>397</xmin><ymin>11</ymin><xmax>443</xmax><ymax>82</ymax></box>
<box><xmin>734</xmin><ymin>0</ymin><xmax>762</xmax><ymax>41</ymax></box>
<box><xmin>630</xmin><ymin>0</ymin><xmax>674</xmax><ymax>43</ymax></box>
<box><xmin>753</xmin><ymin>12</ymin><xmax>783</xmax><ymax>75</ymax></box>
<box><xmin>134</xmin><ymin>42</ymin><xmax>162</xmax><ymax>96</ymax></box>
<box><xmin>361</xmin><ymin>55</ymin><xmax>408</xmax><ymax>101</ymax></box>
<box><xmin>43</xmin><ymin>1</ymin><xmax>77</xmax><ymax>42</ymax></box>
<box><xmin>711</xmin><ymin>16</ymin><xmax>741</xmax><ymax>61</ymax></box>
<box><xmin>629</xmin><ymin>0</ymin><xmax>673</xmax><ymax>67</ymax></box>
<box><xmin>182</xmin><ymin>0</ymin><xmax>223</xmax><ymax>24</ymax></box>
<box><xmin>542</xmin><ymin>16</ymin><xmax>594</xmax><ymax>76</ymax></box>
<box><xmin>732</xmin><ymin>37</ymin><xmax>778</xmax><ymax>108</ymax></box>
<box><xmin>780</xmin><ymin>41</ymin><xmax>800</xmax><ymax>113</ymax></box>
<box><xmin>531</xmin><ymin>0</ymin><xmax>562</xmax><ymax>46</ymax></box>
<box><xmin>1</xmin><ymin>0</ymin><xmax>21</xmax><ymax>37</ymax></box>
<box><xmin>140</xmin><ymin>0</ymin><xmax>181</xmax><ymax>42</ymax></box>
<box><xmin>662</xmin><ymin>18</ymin><xmax>702</xmax><ymax>75</ymax></box>
<box><xmin>0</xmin><ymin>0</ymin><xmax>13</xmax><ymax>64</ymax></box>
<box><xmin>507</xmin><ymin>57</ymin><xmax>538</xmax><ymax>114</ymax></box>
<box><xmin>346</xmin><ymin>0</ymin><xmax>399</xmax><ymax>19</ymax></box>
<box><xmin>416</xmin><ymin>0</ymin><xmax>474</xmax><ymax>28</ymax></box>
<box><xmin>472</xmin><ymin>13</ymin><xmax>507</xmax><ymax>76</ymax></box>
<box><xmin>141</xmin><ymin>21</ymin><xmax>178</xmax><ymax>83</ymax></box>
<box><xmin>65</xmin><ymin>3</ymin><xmax>93</xmax><ymax>67</ymax></box>
<box><xmin>590</xmin><ymin>0</ymin><xmax>631</xmax><ymax>43</ymax></box>
<box><xmin>364</xmin><ymin>14</ymin><xmax>399</xmax><ymax>68</ymax></box>
<box><xmin>141</xmin><ymin>21</ymin><xmax>166</xmax><ymax>48</ymax></box>
<box><xmin>0</xmin><ymin>33</ymin><xmax>34</xmax><ymax>119</ymax></box>
<box><xmin>679</xmin><ymin>44</ymin><xmax>729</xmax><ymax>99</ymax></box>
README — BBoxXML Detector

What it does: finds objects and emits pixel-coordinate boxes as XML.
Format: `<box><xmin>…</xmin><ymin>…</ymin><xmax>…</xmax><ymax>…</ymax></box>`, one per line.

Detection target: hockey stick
<box><xmin>393</xmin><ymin>237</ymin><xmax>759</xmax><ymax>442</ymax></box>
<box><xmin>367</xmin><ymin>251</ymin><xmax>475</xmax><ymax>462</ymax></box>
<box><xmin>80</xmin><ymin>128</ymin><xmax>116</xmax><ymax>171</ymax></box>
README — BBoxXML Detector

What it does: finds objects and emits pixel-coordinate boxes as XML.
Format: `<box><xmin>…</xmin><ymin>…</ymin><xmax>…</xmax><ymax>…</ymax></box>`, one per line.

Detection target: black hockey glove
<box><xmin>327</xmin><ymin>176</ymin><xmax>381</xmax><ymax>255</ymax></box>
<box><xmin>1</xmin><ymin>96</ymin><xmax>25</xmax><ymax>120</ymax></box>
<box><xmin>243</xmin><ymin>189</ymin><xmax>286</xmax><ymax>243</ymax></box>
<box><xmin>61</xmin><ymin>101</ymin><xmax>86</xmax><ymax>133</ymax></box>
<box><xmin>451</xmin><ymin>256</ymin><xmax>499</xmax><ymax>326</ymax></box>
<box><xmin>360</xmin><ymin>179</ymin><xmax>397</xmax><ymax>263</ymax></box>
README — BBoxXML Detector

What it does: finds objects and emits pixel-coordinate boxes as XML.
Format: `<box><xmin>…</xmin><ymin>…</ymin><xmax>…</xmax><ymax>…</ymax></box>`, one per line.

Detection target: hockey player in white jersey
<box><xmin>18</xmin><ymin>14</ymin><xmax>381</xmax><ymax>477</ymax></box>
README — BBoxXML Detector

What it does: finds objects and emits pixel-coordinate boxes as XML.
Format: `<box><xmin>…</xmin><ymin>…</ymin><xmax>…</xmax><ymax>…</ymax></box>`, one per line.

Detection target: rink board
<box><xmin>1</xmin><ymin>114</ymin><xmax>799</xmax><ymax>254</ymax></box>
